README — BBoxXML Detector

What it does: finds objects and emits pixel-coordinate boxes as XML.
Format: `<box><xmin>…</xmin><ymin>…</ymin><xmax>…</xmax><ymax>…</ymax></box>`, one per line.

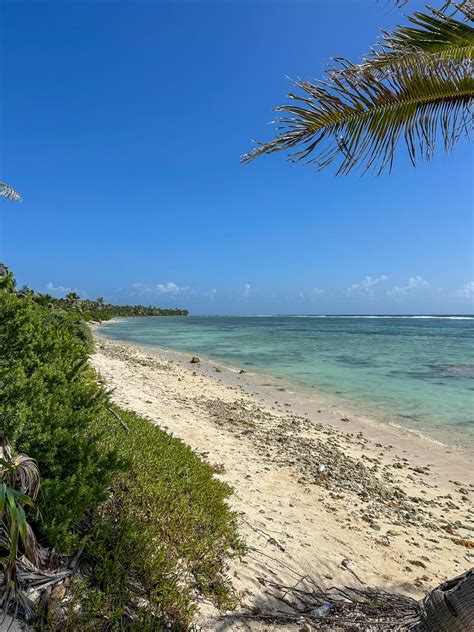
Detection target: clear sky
<box><xmin>1</xmin><ymin>0</ymin><xmax>472</xmax><ymax>314</ymax></box>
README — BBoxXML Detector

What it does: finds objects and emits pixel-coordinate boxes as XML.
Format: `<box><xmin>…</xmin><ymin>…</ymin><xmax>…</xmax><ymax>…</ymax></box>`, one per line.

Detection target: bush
<box><xmin>0</xmin><ymin>292</ymin><xmax>122</xmax><ymax>551</ymax></box>
<box><xmin>67</xmin><ymin>406</ymin><xmax>244</xmax><ymax>629</ymax></box>
<box><xmin>0</xmin><ymin>289</ymin><xmax>244</xmax><ymax>628</ymax></box>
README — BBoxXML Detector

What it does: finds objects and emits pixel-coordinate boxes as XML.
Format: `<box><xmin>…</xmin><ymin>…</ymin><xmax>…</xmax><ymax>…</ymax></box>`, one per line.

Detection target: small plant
<box><xmin>0</xmin><ymin>433</ymin><xmax>40</xmax><ymax>616</ymax></box>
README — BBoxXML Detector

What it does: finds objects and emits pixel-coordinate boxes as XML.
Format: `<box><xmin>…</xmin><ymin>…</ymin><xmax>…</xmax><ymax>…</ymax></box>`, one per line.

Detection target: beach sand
<box><xmin>90</xmin><ymin>333</ymin><xmax>474</xmax><ymax>630</ymax></box>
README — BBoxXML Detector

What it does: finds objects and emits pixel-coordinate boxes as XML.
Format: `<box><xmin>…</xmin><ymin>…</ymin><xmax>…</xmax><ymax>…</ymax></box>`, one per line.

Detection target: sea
<box><xmin>97</xmin><ymin>315</ymin><xmax>474</xmax><ymax>448</ymax></box>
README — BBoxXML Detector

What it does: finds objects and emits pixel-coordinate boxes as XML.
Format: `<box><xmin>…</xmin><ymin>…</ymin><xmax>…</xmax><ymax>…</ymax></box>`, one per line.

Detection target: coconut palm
<box><xmin>0</xmin><ymin>264</ymin><xmax>16</xmax><ymax>293</ymax></box>
<box><xmin>65</xmin><ymin>291</ymin><xmax>80</xmax><ymax>304</ymax></box>
<box><xmin>243</xmin><ymin>1</ymin><xmax>473</xmax><ymax>175</ymax></box>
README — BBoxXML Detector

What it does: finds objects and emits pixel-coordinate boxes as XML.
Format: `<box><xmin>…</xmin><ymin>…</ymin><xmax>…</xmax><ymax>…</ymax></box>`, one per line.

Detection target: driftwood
<box><xmin>412</xmin><ymin>568</ymin><xmax>474</xmax><ymax>632</ymax></box>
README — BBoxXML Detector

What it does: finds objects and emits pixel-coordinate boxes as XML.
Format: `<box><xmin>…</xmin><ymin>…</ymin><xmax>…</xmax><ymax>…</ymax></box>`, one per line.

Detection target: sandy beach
<box><xmin>90</xmin><ymin>332</ymin><xmax>474</xmax><ymax>630</ymax></box>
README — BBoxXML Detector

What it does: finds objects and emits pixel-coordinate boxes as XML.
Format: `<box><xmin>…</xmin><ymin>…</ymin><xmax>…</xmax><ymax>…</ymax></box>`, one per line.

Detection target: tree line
<box><xmin>1</xmin><ymin>264</ymin><xmax>189</xmax><ymax>321</ymax></box>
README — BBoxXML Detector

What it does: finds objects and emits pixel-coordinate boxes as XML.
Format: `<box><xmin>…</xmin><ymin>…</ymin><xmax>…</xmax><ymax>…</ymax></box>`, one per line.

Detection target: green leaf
<box><xmin>16</xmin><ymin>505</ymin><xmax>27</xmax><ymax>545</ymax></box>
<box><xmin>0</xmin><ymin>457</ymin><xmax>14</xmax><ymax>471</ymax></box>
<box><xmin>0</xmin><ymin>483</ymin><xmax>6</xmax><ymax>512</ymax></box>
<box><xmin>9</xmin><ymin>488</ymin><xmax>34</xmax><ymax>506</ymax></box>
<box><xmin>365</xmin><ymin>8</ymin><xmax>474</xmax><ymax>73</ymax></box>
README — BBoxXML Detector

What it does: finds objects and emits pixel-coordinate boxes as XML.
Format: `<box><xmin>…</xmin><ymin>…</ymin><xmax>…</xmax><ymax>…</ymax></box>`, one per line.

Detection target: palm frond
<box><xmin>0</xmin><ymin>182</ymin><xmax>22</xmax><ymax>202</ymax></box>
<box><xmin>242</xmin><ymin>57</ymin><xmax>473</xmax><ymax>175</ymax></box>
<box><xmin>389</xmin><ymin>0</ymin><xmax>471</xmax><ymax>17</ymax></box>
<box><xmin>459</xmin><ymin>1</ymin><xmax>474</xmax><ymax>21</ymax></box>
<box><xmin>362</xmin><ymin>7</ymin><xmax>474</xmax><ymax>73</ymax></box>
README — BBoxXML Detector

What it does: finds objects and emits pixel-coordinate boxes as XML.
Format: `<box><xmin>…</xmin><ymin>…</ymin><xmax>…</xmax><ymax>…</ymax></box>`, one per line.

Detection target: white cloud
<box><xmin>240</xmin><ymin>283</ymin><xmax>251</xmax><ymax>298</ymax></box>
<box><xmin>388</xmin><ymin>276</ymin><xmax>429</xmax><ymax>297</ymax></box>
<box><xmin>346</xmin><ymin>275</ymin><xmax>389</xmax><ymax>297</ymax></box>
<box><xmin>131</xmin><ymin>281</ymin><xmax>190</xmax><ymax>296</ymax></box>
<box><xmin>312</xmin><ymin>288</ymin><xmax>326</xmax><ymax>295</ymax></box>
<box><xmin>456</xmin><ymin>281</ymin><xmax>474</xmax><ymax>299</ymax></box>
<box><xmin>46</xmin><ymin>281</ymin><xmax>87</xmax><ymax>297</ymax></box>
<box><xmin>47</xmin><ymin>281</ymin><xmax>72</xmax><ymax>293</ymax></box>
<box><xmin>203</xmin><ymin>288</ymin><xmax>217</xmax><ymax>299</ymax></box>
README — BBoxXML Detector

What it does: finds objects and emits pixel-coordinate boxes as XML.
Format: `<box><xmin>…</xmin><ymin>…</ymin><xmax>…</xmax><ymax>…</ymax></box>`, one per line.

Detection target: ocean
<box><xmin>98</xmin><ymin>315</ymin><xmax>474</xmax><ymax>447</ymax></box>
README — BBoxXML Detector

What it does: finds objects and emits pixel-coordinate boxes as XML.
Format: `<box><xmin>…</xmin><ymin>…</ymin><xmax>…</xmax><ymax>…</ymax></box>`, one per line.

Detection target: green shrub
<box><xmin>0</xmin><ymin>292</ymin><xmax>122</xmax><ymax>551</ymax></box>
<box><xmin>0</xmin><ymin>286</ymin><xmax>244</xmax><ymax>628</ymax></box>
<box><xmin>68</xmin><ymin>406</ymin><xmax>244</xmax><ymax>629</ymax></box>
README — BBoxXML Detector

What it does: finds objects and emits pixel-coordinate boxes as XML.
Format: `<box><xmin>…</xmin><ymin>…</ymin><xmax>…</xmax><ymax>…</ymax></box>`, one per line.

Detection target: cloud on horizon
<box><xmin>346</xmin><ymin>275</ymin><xmax>389</xmax><ymax>297</ymax></box>
<box><xmin>387</xmin><ymin>276</ymin><xmax>429</xmax><ymax>297</ymax></box>
<box><xmin>130</xmin><ymin>281</ymin><xmax>190</xmax><ymax>296</ymax></box>
<box><xmin>238</xmin><ymin>283</ymin><xmax>251</xmax><ymax>298</ymax></box>
<box><xmin>456</xmin><ymin>281</ymin><xmax>474</xmax><ymax>300</ymax></box>
<box><xmin>46</xmin><ymin>281</ymin><xmax>87</xmax><ymax>297</ymax></box>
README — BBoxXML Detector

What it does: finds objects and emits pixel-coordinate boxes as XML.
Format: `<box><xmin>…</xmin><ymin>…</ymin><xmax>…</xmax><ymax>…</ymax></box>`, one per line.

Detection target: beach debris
<box><xmin>311</xmin><ymin>603</ymin><xmax>333</xmax><ymax>618</ymax></box>
<box><xmin>193</xmin><ymin>396</ymin><xmax>450</xmax><ymax>532</ymax></box>
<box><xmin>227</xmin><ymin>574</ymin><xmax>423</xmax><ymax>630</ymax></box>
<box><xmin>239</xmin><ymin>369</ymin><xmax>246</xmax><ymax>374</ymax></box>
<box><xmin>452</xmin><ymin>538</ymin><xmax>474</xmax><ymax>549</ymax></box>
<box><xmin>190</xmin><ymin>356</ymin><xmax>200</xmax><ymax>364</ymax></box>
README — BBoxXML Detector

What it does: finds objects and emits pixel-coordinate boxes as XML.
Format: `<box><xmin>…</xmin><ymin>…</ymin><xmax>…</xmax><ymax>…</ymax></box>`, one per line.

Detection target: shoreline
<box><xmin>90</xmin><ymin>330</ymin><xmax>474</xmax><ymax>629</ymax></box>
<box><xmin>94</xmin><ymin>320</ymin><xmax>473</xmax><ymax>458</ymax></box>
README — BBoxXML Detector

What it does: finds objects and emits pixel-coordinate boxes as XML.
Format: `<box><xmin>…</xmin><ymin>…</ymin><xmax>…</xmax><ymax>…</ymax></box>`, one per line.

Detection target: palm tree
<box><xmin>64</xmin><ymin>292</ymin><xmax>82</xmax><ymax>313</ymax></box>
<box><xmin>0</xmin><ymin>264</ymin><xmax>16</xmax><ymax>293</ymax></box>
<box><xmin>243</xmin><ymin>1</ymin><xmax>473</xmax><ymax>175</ymax></box>
<box><xmin>65</xmin><ymin>291</ymin><xmax>80</xmax><ymax>304</ymax></box>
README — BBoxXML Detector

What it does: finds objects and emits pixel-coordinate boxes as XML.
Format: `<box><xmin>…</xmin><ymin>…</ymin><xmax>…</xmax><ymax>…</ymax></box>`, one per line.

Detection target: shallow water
<box><xmin>98</xmin><ymin>315</ymin><xmax>474</xmax><ymax>446</ymax></box>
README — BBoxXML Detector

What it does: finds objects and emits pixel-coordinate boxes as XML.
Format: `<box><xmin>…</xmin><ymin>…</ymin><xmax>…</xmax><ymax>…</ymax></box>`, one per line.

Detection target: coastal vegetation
<box><xmin>0</xmin><ymin>265</ymin><xmax>243</xmax><ymax>629</ymax></box>
<box><xmin>11</xmin><ymin>282</ymin><xmax>188</xmax><ymax>321</ymax></box>
<box><xmin>244</xmin><ymin>1</ymin><xmax>473</xmax><ymax>174</ymax></box>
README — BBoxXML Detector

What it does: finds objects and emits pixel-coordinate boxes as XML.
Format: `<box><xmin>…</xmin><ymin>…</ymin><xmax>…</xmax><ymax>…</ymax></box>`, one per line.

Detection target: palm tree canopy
<box><xmin>243</xmin><ymin>4</ymin><xmax>473</xmax><ymax>175</ymax></box>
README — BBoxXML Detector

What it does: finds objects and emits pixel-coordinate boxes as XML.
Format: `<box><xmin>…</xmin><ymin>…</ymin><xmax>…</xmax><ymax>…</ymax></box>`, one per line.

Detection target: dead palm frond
<box><xmin>243</xmin><ymin>4</ymin><xmax>474</xmax><ymax>174</ymax></box>
<box><xmin>0</xmin><ymin>434</ymin><xmax>42</xmax><ymax>616</ymax></box>
<box><xmin>0</xmin><ymin>183</ymin><xmax>22</xmax><ymax>202</ymax></box>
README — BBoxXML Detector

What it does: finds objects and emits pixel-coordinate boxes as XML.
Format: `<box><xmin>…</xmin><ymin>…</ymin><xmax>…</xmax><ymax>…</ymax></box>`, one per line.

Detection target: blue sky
<box><xmin>1</xmin><ymin>0</ymin><xmax>472</xmax><ymax>314</ymax></box>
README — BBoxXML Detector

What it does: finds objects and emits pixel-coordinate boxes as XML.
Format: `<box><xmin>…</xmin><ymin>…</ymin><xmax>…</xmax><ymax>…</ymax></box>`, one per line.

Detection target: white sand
<box><xmin>90</xmin><ymin>334</ymin><xmax>474</xmax><ymax>630</ymax></box>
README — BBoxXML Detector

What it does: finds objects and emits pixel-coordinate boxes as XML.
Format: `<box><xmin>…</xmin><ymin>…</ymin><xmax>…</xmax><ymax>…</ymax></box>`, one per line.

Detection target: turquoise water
<box><xmin>98</xmin><ymin>315</ymin><xmax>474</xmax><ymax>445</ymax></box>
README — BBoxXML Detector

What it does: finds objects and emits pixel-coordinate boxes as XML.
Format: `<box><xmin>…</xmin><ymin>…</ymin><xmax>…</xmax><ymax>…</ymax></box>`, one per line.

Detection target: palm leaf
<box><xmin>0</xmin><ymin>182</ymin><xmax>22</xmax><ymax>202</ymax></box>
<box><xmin>390</xmin><ymin>0</ymin><xmax>471</xmax><ymax>15</ymax></box>
<box><xmin>359</xmin><ymin>7</ymin><xmax>474</xmax><ymax>74</ymax></box>
<box><xmin>242</xmin><ymin>57</ymin><xmax>473</xmax><ymax>175</ymax></box>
